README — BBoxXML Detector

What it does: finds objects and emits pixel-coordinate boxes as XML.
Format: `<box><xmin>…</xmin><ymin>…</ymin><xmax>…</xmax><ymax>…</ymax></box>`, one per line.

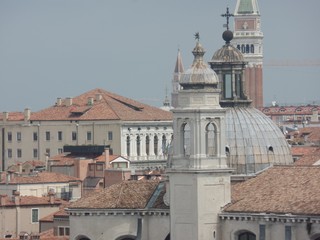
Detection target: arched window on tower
<box><xmin>251</xmin><ymin>44</ymin><xmax>254</xmax><ymax>53</ymax></box>
<box><xmin>146</xmin><ymin>135</ymin><xmax>150</xmax><ymax>156</ymax></box>
<box><xmin>126</xmin><ymin>136</ymin><xmax>130</xmax><ymax>157</ymax></box>
<box><xmin>206</xmin><ymin>123</ymin><xmax>216</xmax><ymax>156</ymax></box>
<box><xmin>246</xmin><ymin>44</ymin><xmax>250</xmax><ymax>53</ymax></box>
<box><xmin>237</xmin><ymin>45</ymin><xmax>241</xmax><ymax>51</ymax></box>
<box><xmin>223</xmin><ymin>74</ymin><xmax>232</xmax><ymax>99</ymax></box>
<box><xmin>136</xmin><ymin>135</ymin><xmax>141</xmax><ymax>156</ymax></box>
<box><xmin>154</xmin><ymin>135</ymin><xmax>158</xmax><ymax>156</ymax></box>
<box><xmin>182</xmin><ymin>123</ymin><xmax>191</xmax><ymax>157</ymax></box>
<box><xmin>235</xmin><ymin>74</ymin><xmax>242</xmax><ymax>97</ymax></box>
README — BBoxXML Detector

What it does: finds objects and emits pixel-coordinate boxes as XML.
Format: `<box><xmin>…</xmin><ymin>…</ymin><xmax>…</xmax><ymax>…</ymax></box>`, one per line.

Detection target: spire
<box><xmin>174</xmin><ymin>49</ymin><xmax>184</xmax><ymax>74</ymax></box>
<box><xmin>235</xmin><ymin>0</ymin><xmax>260</xmax><ymax>15</ymax></box>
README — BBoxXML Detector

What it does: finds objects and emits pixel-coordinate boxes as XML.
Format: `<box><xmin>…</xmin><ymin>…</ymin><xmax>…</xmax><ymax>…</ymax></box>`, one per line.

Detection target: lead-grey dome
<box><xmin>211</xmin><ymin>44</ymin><xmax>244</xmax><ymax>63</ymax></box>
<box><xmin>225</xmin><ymin>107</ymin><xmax>293</xmax><ymax>174</ymax></box>
<box><xmin>180</xmin><ymin>41</ymin><xmax>219</xmax><ymax>86</ymax></box>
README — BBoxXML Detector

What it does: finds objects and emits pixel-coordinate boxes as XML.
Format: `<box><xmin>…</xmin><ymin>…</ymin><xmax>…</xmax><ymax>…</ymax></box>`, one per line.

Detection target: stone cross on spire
<box><xmin>221</xmin><ymin>7</ymin><xmax>234</xmax><ymax>30</ymax></box>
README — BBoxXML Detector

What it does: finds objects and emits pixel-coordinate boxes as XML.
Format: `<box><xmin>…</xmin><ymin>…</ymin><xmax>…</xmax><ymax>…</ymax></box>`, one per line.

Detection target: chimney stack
<box><xmin>66</xmin><ymin>97</ymin><xmax>73</xmax><ymax>106</ymax></box>
<box><xmin>0</xmin><ymin>195</ymin><xmax>7</xmax><ymax>206</ymax></box>
<box><xmin>2</xmin><ymin>112</ymin><xmax>9</xmax><ymax>122</ymax></box>
<box><xmin>48</xmin><ymin>189</ymin><xmax>55</xmax><ymax>204</ymax></box>
<box><xmin>96</xmin><ymin>94</ymin><xmax>102</xmax><ymax>101</ymax></box>
<box><xmin>105</xmin><ymin>148</ymin><xmax>110</xmax><ymax>169</ymax></box>
<box><xmin>56</xmin><ymin>98</ymin><xmax>62</xmax><ymax>106</ymax></box>
<box><xmin>13</xmin><ymin>191</ymin><xmax>20</xmax><ymax>205</ymax></box>
<box><xmin>24</xmin><ymin>108</ymin><xmax>31</xmax><ymax>121</ymax></box>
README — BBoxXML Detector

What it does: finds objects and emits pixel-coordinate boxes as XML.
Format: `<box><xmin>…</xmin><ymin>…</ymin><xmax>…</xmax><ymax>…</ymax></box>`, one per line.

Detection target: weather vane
<box><xmin>221</xmin><ymin>7</ymin><xmax>234</xmax><ymax>30</ymax></box>
<box><xmin>194</xmin><ymin>32</ymin><xmax>200</xmax><ymax>41</ymax></box>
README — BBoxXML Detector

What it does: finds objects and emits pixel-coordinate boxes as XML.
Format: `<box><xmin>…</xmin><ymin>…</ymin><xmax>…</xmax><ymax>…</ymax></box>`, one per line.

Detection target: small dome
<box><xmin>211</xmin><ymin>43</ymin><xmax>244</xmax><ymax>63</ymax></box>
<box><xmin>180</xmin><ymin>41</ymin><xmax>219</xmax><ymax>85</ymax></box>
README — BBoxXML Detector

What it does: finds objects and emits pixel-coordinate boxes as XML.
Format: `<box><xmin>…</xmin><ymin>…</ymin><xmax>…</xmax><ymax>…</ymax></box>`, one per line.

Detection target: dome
<box><xmin>225</xmin><ymin>107</ymin><xmax>293</xmax><ymax>174</ymax></box>
<box><xmin>211</xmin><ymin>44</ymin><xmax>244</xmax><ymax>63</ymax></box>
<box><xmin>180</xmin><ymin>41</ymin><xmax>219</xmax><ymax>86</ymax></box>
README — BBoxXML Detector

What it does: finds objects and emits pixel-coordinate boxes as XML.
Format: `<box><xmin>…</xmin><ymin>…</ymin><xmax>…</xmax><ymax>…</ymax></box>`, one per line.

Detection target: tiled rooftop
<box><xmin>0</xmin><ymin>195</ymin><xmax>65</xmax><ymax>207</ymax></box>
<box><xmin>294</xmin><ymin>147</ymin><xmax>320</xmax><ymax>166</ymax></box>
<box><xmin>30</xmin><ymin>88</ymin><xmax>172</xmax><ymax>121</ymax></box>
<box><xmin>225</xmin><ymin>165</ymin><xmax>320</xmax><ymax>215</ymax></box>
<box><xmin>70</xmin><ymin>180</ymin><xmax>159</xmax><ymax>209</ymax></box>
<box><xmin>1</xmin><ymin>172</ymin><xmax>80</xmax><ymax>184</ymax></box>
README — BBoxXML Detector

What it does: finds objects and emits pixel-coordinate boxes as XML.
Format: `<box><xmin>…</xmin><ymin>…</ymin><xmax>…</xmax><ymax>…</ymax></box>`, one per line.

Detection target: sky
<box><xmin>0</xmin><ymin>0</ymin><xmax>320</xmax><ymax>112</ymax></box>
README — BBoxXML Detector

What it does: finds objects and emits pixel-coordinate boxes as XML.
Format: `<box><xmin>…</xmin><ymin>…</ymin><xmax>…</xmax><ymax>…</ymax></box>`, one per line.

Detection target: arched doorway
<box><xmin>238</xmin><ymin>231</ymin><xmax>256</xmax><ymax>240</ymax></box>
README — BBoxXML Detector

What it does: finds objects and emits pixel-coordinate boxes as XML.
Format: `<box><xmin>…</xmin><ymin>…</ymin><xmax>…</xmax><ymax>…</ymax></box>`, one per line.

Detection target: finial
<box><xmin>194</xmin><ymin>32</ymin><xmax>200</xmax><ymax>41</ymax></box>
<box><xmin>221</xmin><ymin>7</ymin><xmax>234</xmax><ymax>30</ymax></box>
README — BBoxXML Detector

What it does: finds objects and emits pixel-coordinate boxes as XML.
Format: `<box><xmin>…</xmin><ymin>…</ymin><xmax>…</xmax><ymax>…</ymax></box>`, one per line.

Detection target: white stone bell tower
<box><xmin>166</xmin><ymin>36</ymin><xmax>233</xmax><ymax>240</ymax></box>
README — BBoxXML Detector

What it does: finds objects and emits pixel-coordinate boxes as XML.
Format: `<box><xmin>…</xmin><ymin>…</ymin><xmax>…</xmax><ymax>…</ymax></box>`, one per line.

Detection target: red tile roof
<box><xmin>0</xmin><ymin>195</ymin><xmax>65</xmax><ymax>207</ymax></box>
<box><xmin>294</xmin><ymin>147</ymin><xmax>320</xmax><ymax>166</ymax></box>
<box><xmin>225</xmin><ymin>165</ymin><xmax>320</xmax><ymax>215</ymax></box>
<box><xmin>291</xmin><ymin>146</ymin><xmax>318</xmax><ymax>156</ymax></box>
<box><xmin>31</xmin><ymin>88</ymin><xmax>172</xmax><ymax>121</ymax></box>
<box><xmin>1</xmin><ymin>172</ymin><xmax>80</xmax><ymax>184</ymax></box>
<box><xmin>70</xmin><ymin>180</ymin><xmax>159</xmax><ymax>209</ymax></box>
<box><xmin>0</xmin><ymin>112</ymin><xmax>24</xmax><ymax>121</ymax></box>
<box><xmin>40</xmin><ymin>228</ymin><xmax>69</xmax><ymax>240</ymax></box>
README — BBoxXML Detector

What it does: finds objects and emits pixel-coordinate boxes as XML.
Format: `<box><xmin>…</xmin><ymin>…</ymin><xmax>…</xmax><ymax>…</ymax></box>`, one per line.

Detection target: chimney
<box><xmin>24</xmin><ymin>108</ymin><xmax>31</xmax><ymax>121</ymax></box>
<box><xmin>66</xmin><ymin>97</ymin><xmax>73</xmax><ymax>106</ymax></box>
<box><xmin>56</xmin><ymin>98</ymin><xmax>62</xmax><ymax>106</ymax></box>
<box><xmin>105</xmin><ymin>148</ymin><xmax>110</xmax><ymax>169</ymax></box>
<box><xmin>48</xmin><ymin>189</ymin><xmax>55</xmax><ymax>204</ymax></box>
<box><xmin>96</xmin><ymin>94</ymin><xmax>102</xmax><ymax>101</ymax></box>
<box><xmin>87</xmin><ymin>97</ymin><xmax>94</xmax><ymax>106</ymax></box>
<box><xmin>30</xmin><ymin>233</ymin><xmax>40</xmax><ymax>240</ymax></box>
<box><xmin>13</xmin><ymin>191</ymin><xmax>20</xmax><ymax>205</ymax></box>
<box><xmin>2</xmin><ymin>112</ymin><xmax>8</xmax><ymax>122</ymax></box>
<box><xmin>0</xmin><ymin>195</ymin><xmax>7</xmax><ymax>206</ymax></box>
<box><xmin>18</xmin><ymin>163</ymin><xmax>22</xmax><ymax>173</ymax></box>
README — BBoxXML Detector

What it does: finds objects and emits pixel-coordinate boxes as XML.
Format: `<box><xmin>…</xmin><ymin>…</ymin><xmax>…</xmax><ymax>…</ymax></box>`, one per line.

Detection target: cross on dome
<box><xmin>221</xmin><ymin>7</ymin><xmax>234</xmax><ymax>30</ymax></box>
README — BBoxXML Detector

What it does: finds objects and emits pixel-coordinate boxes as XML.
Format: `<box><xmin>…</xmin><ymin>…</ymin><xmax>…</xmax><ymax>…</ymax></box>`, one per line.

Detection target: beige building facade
<box><xmin>0</xmin><ymin>88</ymin><xmax>173</xmax><ymax>171</ymax></box>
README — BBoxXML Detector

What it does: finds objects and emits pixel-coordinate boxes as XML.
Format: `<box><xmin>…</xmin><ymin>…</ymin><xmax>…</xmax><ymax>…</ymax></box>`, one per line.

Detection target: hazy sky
<box><xmin>1</xmin><ymin>0</ymin><xmax>320</xmax><ymax>112</ymax></box>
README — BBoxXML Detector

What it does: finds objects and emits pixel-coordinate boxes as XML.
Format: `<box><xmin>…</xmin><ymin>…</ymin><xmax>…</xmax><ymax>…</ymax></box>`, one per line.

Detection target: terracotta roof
<box><xmin>294</xmin><ymin>147</ymin><xmax>320</xmax><ymax>166</ymax></box>
<box><xmin>0</xmin><ymin>195</ymin><xmax>65</xmax><ymax>207</ymax></box>
<box><xmin>40</xmin><ymin>228</ymin><xmax>69</xmax><ymax>240</ymax></box>
<box><xmin>0</xmin><ymin>112</ymin><xmax>24</xmax><ymax>121</ymax></box>
<box><xmin>70</xmin><ymin>180</ymin><xmax>159</xmax><ymax>209</ymax></box>
<box><xmin>225</xmin><ymin>165</ymin><xmax>320</xmax><ymax>215</ymax></box>
<box><xmin>291</xmin><ymin>146</ymin><xmax>318</xmax><ymax>156</ymax></box>
<box><xmin>260</xmin><ymin>105</ymin><xmax>320</xmax><ymax>116</ymax></box>
<box><xmin>1</xmin><ymin>172</ymin><xmax>80</xmax><ymax>184</ymax></box>
<box><xmin>31</xmin><ymin>88</ymin><xmax>172</xmax><ymax>121</ymax></box>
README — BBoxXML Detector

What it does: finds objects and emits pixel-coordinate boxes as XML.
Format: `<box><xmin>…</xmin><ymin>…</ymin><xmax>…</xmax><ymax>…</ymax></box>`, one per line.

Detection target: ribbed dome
<box><xmin>180</xmin><ymin>41</ymin><xmax>219</xmax><ymax>86</ymax></box>
<box><xmin>211</xmin><ymin>44</ymin><xmax>244</xmax><ymax>63</ymax></box>
<box><xmin>225</xmin><ymin>107</ymin><xmax>293</xmax><ymax>174</ymax></box>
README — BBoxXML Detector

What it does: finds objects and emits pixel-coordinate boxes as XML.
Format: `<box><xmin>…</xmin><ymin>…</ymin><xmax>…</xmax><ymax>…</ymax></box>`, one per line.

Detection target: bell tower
<box><xmin>232</xmin><ymin>0</ymin><xmax>264</xmax><ymax>108</ymax></box>
<box><xmin>167</xmin><ymin>35</ymin><xmax>232</xmax><ymax>240</ymax></box>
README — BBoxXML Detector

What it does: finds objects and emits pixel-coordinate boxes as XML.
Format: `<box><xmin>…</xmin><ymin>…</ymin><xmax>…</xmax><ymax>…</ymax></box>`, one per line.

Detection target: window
<box><xmin>58</xmin><ymin>131</ymin><xmax>63</xmax><ymax>141</ymax></box>
<box><xmin>7</xmin><ymin>132</ymin><xmax>12</xmax><ymax>142</ymax></box>
<box><xmin>154</xmin><ymin>135</ymin><xmax>158</xmax><ymax>156</ymax></box>
<box><xmin>126</xmin><ymin>136</ymin><xmax>130</xmax><ymax>156</ymax></box>
<box><xmin>17</xmin><ymin>132</ymin><xmax>21</xmax><ymax>141</ymax></box>
<box><xmin>162</xmin><ymin>135</ymin><xmax>167</xmax><ymax>155</ymax></box>
<box><xmin>137</xmin><ymin>136</ymin><xmax>141</xmax><ymax>156</ymax></box>
<box><xmin>238</xmin><ymin>232</ymin><xmax>256</xmax><ymax>240</ymax></box>
<box><xmin>45</xmin><ymin>131</ymin><xmax>50</xmax><ymax>141</ymax></box>
<box><xmin>31</xmin><ymin>208</ymin><xmax>39</xmax><ymax>223</ymax></box>
<box><xmin>8</xmin><ymin>149</ymin><xmax>12</xmax><ymax>158</ymax></box>
<box><xmin>146</xmin><ymin>135</ymin><xmax>150</xmax><ymax>156</ymax></box>
<box><xmin>89</xmin><ymin>164</ymin><xmax>94</xmax><ymax>171</ymax></box>
<box><xmin>17</xmin><ymin>149</ymin><xmax>22</xmax><ymax>158</ymax></box>
<box><xmin>223</xmin><ymin>74</ymin><xmax>232</xmax><ymax>99</ymax></box>
<box><xmin>182</xmin><ymin>123</ymin><xmax>191</xmax><ymax>157</ymax></box>
<box><xmin>108</xmin><ymin>131</ymin><xmax>113</xmax><ymax>140</ymax></box>
<box><xmin>58</xmin><ymin>148</ymin><xmax>63</xmax><ymax>154</ymax></box>
<box><xmin>87</xmin><ymin>131</ymin><xmax>92</xmax><ymax>141</ymax></box>
<box><xmin>259</xmin><ymin>225</ymin><xmax>265</xmax><ymax>240</ymax></box>
<box><xmin>33</xmin><ymin>132</ymin><xmax>38</xmax><ymax>141</ymax></box>
<box><xmin>251</xmin><ymin>44</ymin><xmax>254</xmax><ymax>53</ymax></box>
<box><xmin>72</xmin><ymin>131</ymin><xmax>77</xmax><ymax>141</ymax></box>
<box><xmin>246</xmin><ymin>44</ymin><xmax>250</xmax><ymax>53</ymax></box>
<box><xmin>58</xmin><ymin>227</ymin><xmax>70</xmax><ymax>236</ymax></box>
<box><xmin>96</xmin><ymin>164</ymin><xmax>103</xmax><ymax>171</ymax></box>
<box><xmin>235</xmin><ymin>74</ymin><xmax>242</xmax><ymax>97</ymax></box>
<box><xmin>206</xmin><ymin>123</ymin><xmax>216</xmax><ymax>156</ymax></box>
<box><xmin>285</xmin><ymin>226</ymin><xmax>291</xmax><ymax>240</ymax></box>
<box><xmin>33</xmin><ymin>149</ymin><xmax>38</xmax><ymax>158</ymax></box>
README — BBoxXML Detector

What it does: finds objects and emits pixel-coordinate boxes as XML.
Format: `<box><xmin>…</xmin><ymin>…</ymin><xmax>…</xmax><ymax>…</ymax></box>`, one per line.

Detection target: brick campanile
<box><xmin>232</xmin><ymin>0</ymin><xmax>264</xmax><ymax>108</ymax></box>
